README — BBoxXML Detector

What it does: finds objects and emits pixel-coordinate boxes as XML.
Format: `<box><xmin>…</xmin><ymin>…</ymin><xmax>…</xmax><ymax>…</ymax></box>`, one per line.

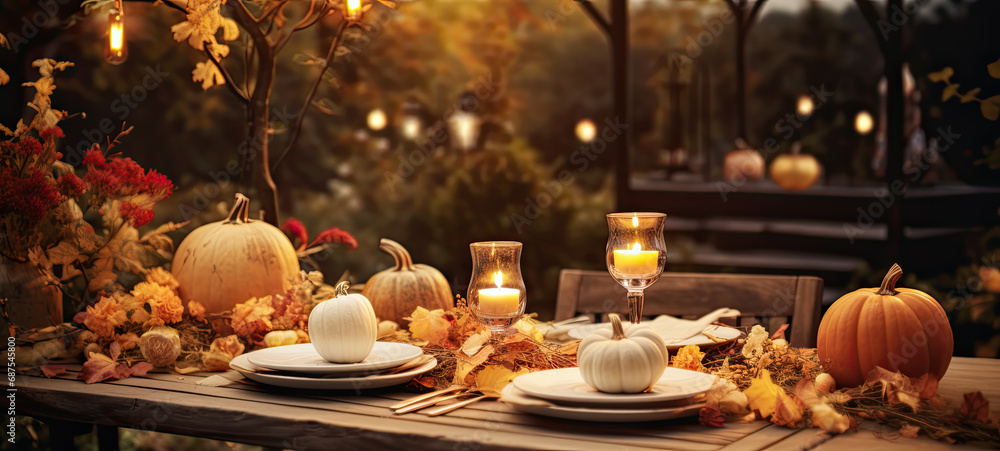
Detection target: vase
<box><xmin>1</xmin><ymin>256</ymin><xmax>63</xmax><ymax>336</ymax></box>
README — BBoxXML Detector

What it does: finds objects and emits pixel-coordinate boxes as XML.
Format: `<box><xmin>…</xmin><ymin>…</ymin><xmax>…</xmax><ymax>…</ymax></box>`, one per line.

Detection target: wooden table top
<box><xmin>17</xmin><ymin>356</ymin><xmax>1000</xmax><ymax>450</ymax></box>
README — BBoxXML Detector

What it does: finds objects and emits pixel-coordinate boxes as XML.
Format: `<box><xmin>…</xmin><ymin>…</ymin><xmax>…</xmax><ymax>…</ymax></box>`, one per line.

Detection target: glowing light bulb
<box><xmin>854</xmin><ymin>110</ymin><xmax>873</xmax><ymax>135</ymax></box>
<box><xmin>400</xmin><ymin>116</ymin><xmax>422</xmax><ymax>141</ymax></box>
<box><xmin>367</xmin><ymin>108</ymin><xmax>387</xmax><ymax>131</ymax></box>
<box><xmin>104</xmin><ymin>1</ymin><xmax>127</xmax><ymax>65</ymax></box>
<box><xmin>796</xmin><ymin>95</ymin><xmax>814</xmax><ymax>117</ymax></box>
<box><xmin>575</xmin><ymin>119</ymin><xmax>596</xmax><ymax>143</ymax></box>
<box><xmin>347</xmin><ymin>0</ymin><xmax>362</xmax><ymax>19</ymax></box>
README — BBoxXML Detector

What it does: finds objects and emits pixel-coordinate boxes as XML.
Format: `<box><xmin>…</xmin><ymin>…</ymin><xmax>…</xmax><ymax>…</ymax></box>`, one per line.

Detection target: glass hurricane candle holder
<box><xmin>606</xmin><ymin>212</ymin><xmax>667</xmax><ymax>324</ymax></box>
<box><xmin>468</xmin><ymin>241</ymin><xmax>527</xmax><ymax>334</ymax></box>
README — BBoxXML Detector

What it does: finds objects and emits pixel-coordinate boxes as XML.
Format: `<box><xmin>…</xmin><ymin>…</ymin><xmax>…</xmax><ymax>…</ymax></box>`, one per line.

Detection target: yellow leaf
<box><xmin>988</xmin><ymin>58</ymin><xmax>1000</xmax><ymax>79</ymax></box>
<box><xmin>192</xmin><ymin>60</ymin><xmax>224</xmax><ymax>90</ymax></box>
<box><xmin>474</xmin><ymin>365</ymin><xmax>528</xmax><ymax>397</ymax></box>
<box><xmin>0</xmin><ymin>68</ymin><xmax>8</xmax><ymax>86</ymax></box>
<box><xmin>454</xmin><ymin>344</ymin><xmax>493</xmax><ymax>384</ymax></box>
<box><xmin>221</xmin><ymin>18</ymin><xmax>239</xmax><ymax>41</ymax></box>
<box><xmin>514</xmin><ymin>317</ymin><xmax>544</xmax><ymax>342</ymax></box>
<box><xmin>407</xmin><ymin>306</ymin><xmax>450</xmax><ymax>345</ymax></box>
<box><xmin>942</xmin><ymin>83</ymin><xmax>959</xmax><ymax>102</ymax></box>
<box><xmin>959</xmin><ymin>88</ymin><xmax>981</xmax><ymax>103</ymax></box>
<box><xmin>927</xmin><ymin>67</ymin><xmax>953</xmax><ymax>83</ymax></box>
<box><xmin>743</xmin><ymin>369</ymin><xmax>782</xmax><ymax>418</ymax></box>
<box><xmin>981</xmin><ymin>95</ymin><xmax>1000</xmax><ymax>121</ymax></box>
<box><xmin>461</xmin><ymin>330</ymin><xmax>490</xmax><ymax>356</ymax></box>
<box><xmin>0</xmin><ymin>34</ymin><xmax>8</xmax><ymax>49</ymax></box>
<box><xmin>170</xmin><ymin>21</ymin><xmax>194</xmax><ymax>43</ymax></box>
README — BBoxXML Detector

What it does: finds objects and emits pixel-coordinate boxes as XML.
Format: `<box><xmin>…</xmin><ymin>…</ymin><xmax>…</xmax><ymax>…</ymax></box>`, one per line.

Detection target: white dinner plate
<box><xmin>500</xmin><ymin>385</ymin><xmax>704</xmax><ymax>422</ymax></box>
<box><xmin>511</xmin><ymin>367</ymin><xmax>716</xmax><ymax>406</ymax></box>
<box><xmin>230</xmin><ymin>353</ymin><xmax>437</xmax><ymax>390</ymax></box>
<box><xmin>246</xmin><ymin>342</ymin><xmax>423</xmax><ymax>375</ymax></box>
<box><xmin>567</xmin><ymin>320</ymin><xmax>741</xmax><ymax>349</ymax></box>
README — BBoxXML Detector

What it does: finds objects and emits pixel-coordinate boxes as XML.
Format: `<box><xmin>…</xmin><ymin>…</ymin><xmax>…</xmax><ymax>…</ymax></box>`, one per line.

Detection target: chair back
<box><xmin>555</xmin><ymin>269</ymin><xmax>824</xmax><ymax>347</ymax></box>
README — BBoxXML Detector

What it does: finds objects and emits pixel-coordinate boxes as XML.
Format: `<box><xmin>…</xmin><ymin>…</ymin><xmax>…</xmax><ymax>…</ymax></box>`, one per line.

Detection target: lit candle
<box><xmin>478</xmin><ymin>270</ymin><xmax>520</xmax><ymax>316</ymax></box>
<box><xmin>613</xmin><ymin>242</ymin><xmax>659</xmax><ymax>276</ymax></box>
<box><xmin>346</xmin><ymin>0</ymin><xmax>362</xmax><ymax>19</ymax></box>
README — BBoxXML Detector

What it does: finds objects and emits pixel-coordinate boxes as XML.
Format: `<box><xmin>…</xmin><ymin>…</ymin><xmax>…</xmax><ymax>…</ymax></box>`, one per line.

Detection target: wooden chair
<box><xmin>555</xmin><ymin>269</ymin><xmax>824</xmax><ymax>347</ymax></box>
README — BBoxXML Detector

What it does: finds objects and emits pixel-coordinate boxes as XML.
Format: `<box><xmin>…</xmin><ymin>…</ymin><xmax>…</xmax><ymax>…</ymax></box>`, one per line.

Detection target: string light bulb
<box><xmin>346</xmin><ymin>0</ymin><xmax>362</xmax><ymax>19</ymax></box>
<box><xmin>854</xmin><ymin>110</ymin><xmax>874</xmax><ymax>135</ymax></box>
<box><xmin>796</xmin><ymin>95</ymin><xmax>814</xmax><ymax>118</ymax></box>
<box><xmin>104</xmin><ymin>0</ymin><xmax>127</xmax><ymax>65</ymax></box>
<box><xmin>575</xmin><ymin>119</ymin><xmax>596</xmax><ymax>143</ymax></box>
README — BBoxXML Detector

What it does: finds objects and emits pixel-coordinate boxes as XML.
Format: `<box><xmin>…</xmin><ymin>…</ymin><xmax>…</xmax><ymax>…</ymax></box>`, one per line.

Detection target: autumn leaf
<box><xmin>988</xmin><ymin>58</ymin><xmax>1000</xmax><ymax>79</ymax></box>
<box><xmin>192</xmin><ymin>60</ymin><xmax>224</xmax><ymax>90</ymax></box>
<box><xmin>40</xmin><ymin>365</ymin><xmax>66</xmax><ymax>378</ymax></box>
<box><xmin>281</xmin><ymin>217</ymin><xmax>309</xmax><ymax>251</ymax></box>
<box><xmin>744</xmin><ymin>369</ymin><xmax>783</xmax><ymax>418</ymax></box>
<box><xmin>461</xmin><ymin>330</ymin><xmax>490</xmax><ymax>356</ymax></box>
<box><xmin>811</xmin><ymin>403</ymin><xmax>850</xmax><ymax>434</ymax></box>
<box><xmin>864</xmin><ymin>366</ymin><xmax>936</xmax><ymax>410</ymax></box>
<box><xmin>454</xmin><ymin>344</ymin><xmax>493</xmax><ymax>384</ymax></box>
<box><xmin>140</xmin><ymin>221</ymin><xmax>187</xmax><ymax>256</ymax></box>
<box><xmin>771</xmin><ymin>392</ymin><xmax>805</xmax><ymax>427</ymax></box>
<box><xmin>981</xmin><ymin>95</ymin><xmax>1000</xmax><ymax>121</ymax></box>
<box><xmin>960</xmin><ymin>391</ymin><xmax>990</xmax><ymax>423</ymax></box>
<box><xmin>942</xmin><ymin>84</ymin><xmax>960</xmax><ymax>102</ymax></box>
<box><xmin>79</xmin><ymin>352</ymin><xmax>119</xmax><ymax>383</ymax></box>
<box><xmin>927</xmin><ymin>67</ymin><xmax>954</xmax><ymax>83</ymax></box>
<box><xmin>0</xmin><ymin>68</ymin><xmax>8</xmax><ymax>86</ymax></box>
<box><xmin>407</xmin><ymin>307</ymin><xmax>451</xmax><ymax>346</ymax></box>
<box><xmin>474</xmin><ymin>365</ymin><xmax>527</xmax><ymax>397</ymax></box>
<box><xmin>47</xmin><ymin>241</ymin><xmax>84</xmax><ymax>266</ymax></box>
<box><xmin>202</xmin><ymin>335</ymin><xmax>245</xmax><ymax>371</ymax></box>
<box><xmin>959</xmin><ymin>88</ymin><xmax>981</xmax><ymax>103</ymax></box>
<box><xmin>699</xmin><ymin>406</ymin><xmax>725</xmax><ymax>427</ymax></box>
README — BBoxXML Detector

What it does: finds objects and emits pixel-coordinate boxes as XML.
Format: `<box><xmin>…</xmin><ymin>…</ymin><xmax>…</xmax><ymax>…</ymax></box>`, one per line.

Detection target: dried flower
<box><xmin>673</xmin><ymin>344</ymin><xmax>706</xmax><ymax>372</ymax></box>
<box><xmin>699</xmin><ymin>407</ymin><xmax>725</xmax><ymax>427</ymax></box>
<box><xmin>77</xmin><ymin>296</ymin><xmax>127</xmax><ymax>338</ymax></box>
<box><xmin>308</xmin><ymin>226</ymin><xmax>359</xmax><ymax>250</ymax></box>
<box><xmin>408</xmin><ymin>306</ymin><xmax>451</xmax><ymax>346</ymax></box>
<box><xmin>121</xmin><ymin>201</ymin><xmax>154</xmax><ymax>226</ymax></box>
<box><xmin>39</xmin><ymin>126</ymin><xmax>64</xmax><ymax>141</ymax></box>
<box><xmin>811</xmin><ymin>403</ymin><xmax>850</xmax><ymax>433</ymax></box>
<box><xmin>280</xmin><ymin>217</ymin><xmax>309</xmax><ymax>251</ymax></box>
<box><xmin>56</xmin><ymin>172</ymin><xmax>86</xmax><ymax>197</ymax></box>
<box><xmin>0</xmin><ymin>167</ymin><xmax>62</xmax><ymax>225</ymax></box>
<box><xmin>742</xmin><ymin>324</ymin><xmax>768</xmax><ymax>361</ymax></box>
<box><xmin>231</xmin><ymin>296</ymin><xmax>275</xmax><ymax>339</ymax></box>
<box><xmin>187</xmin><ymin>300</ymin><xmax>206</xmax><ymax>322</ymax></box>
<box><xmin>202</xmin><ymin>335</ymin><xmax>245</xmax><ymax>371</ymax></box>
<box><xmin>132</xmin><ymin>281</ymin><xmax>184</xmax><ymax>325</ymax></box>
<box><xmin>145</xmin><ymin>267</ymin><xmax>180</xmax><ymax>291</ymax></box>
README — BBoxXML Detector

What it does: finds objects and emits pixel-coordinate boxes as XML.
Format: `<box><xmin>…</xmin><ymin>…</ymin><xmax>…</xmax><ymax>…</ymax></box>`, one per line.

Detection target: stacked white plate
<box><xmin>501</xmin><ymin>367</ymin><xmax>716</xmax><ymax>422</ymax></box>
<box><xmin>230</xmin><ymin>342</ymin><xmax>435</xmax><ymax>390</ymax></box>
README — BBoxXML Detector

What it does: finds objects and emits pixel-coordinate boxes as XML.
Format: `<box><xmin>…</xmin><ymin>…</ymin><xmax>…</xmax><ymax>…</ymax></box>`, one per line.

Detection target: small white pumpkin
<box><xmin>578</xmin><ymin>313</ymin><xmax>668</xmax><ymax>393</ymax></box>
<box><xmin>308</xmin><ymin>281</ymin><xmax>377</xmax><ymax>363</ymax></box>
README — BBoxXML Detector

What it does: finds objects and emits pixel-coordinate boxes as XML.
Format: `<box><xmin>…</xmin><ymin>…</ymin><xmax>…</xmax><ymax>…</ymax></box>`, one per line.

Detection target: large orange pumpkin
<box><xmin>817</xmin><ymin>264</ymin><xmax>953</xmax><ymax>388</ymax></box>
<box><xmin>361</xmin><ymin>239</ymin><xmax>454</xmax><ymax>325</ymax></box>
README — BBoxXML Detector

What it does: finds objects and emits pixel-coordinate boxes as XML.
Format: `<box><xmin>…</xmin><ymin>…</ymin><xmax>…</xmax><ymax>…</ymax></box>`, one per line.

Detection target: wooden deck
<box><xmin>16</xmin><ymin>357</ymin><xmax>1000</xmax><ymax>450</ymax></box>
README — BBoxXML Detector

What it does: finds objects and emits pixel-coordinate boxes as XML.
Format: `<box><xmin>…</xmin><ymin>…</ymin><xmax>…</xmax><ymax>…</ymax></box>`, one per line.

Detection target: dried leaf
<box><xmin>79</xmin><ymin>352</ymin><xmax>149</xmax><ymax>384</ymax></box>
<box><xmin>960</xmin><ymin>391</ymin><xmax>990</xmax><ymax>423</ymax></box>
<box><xmin>744</xmin><ymin>369</ymin><xmax>783</xmax><ymax>418</ymax></box>
<box><xmin>981</xmin><ymin>95</ymin><xmax>1000</xmax><ymax>121</ymax></box>
<box><xmin>771</xmin><ymin>392</ymin><xmax>804</xmax><ymax>427</ymax></box>
<box><xmin>454</xmin><ymin>344</ymin><xmax>493</xmax><ymax>384</ymax></box>
<box><xmin>0</xmin><ymin>68</ymin><xmax>9</xmax><ymax>86</ymax></box>
<box><xmin>40</xmin><ymin>365</ymin><xmax>66</xmax><ymax>378</ymax></box>
<box><xmin>202</xmin><ymin>335</ymin><xmax>245</xmax><ymax>371</ymax></box>
<box><xmin>811</xmin><ymin>403</ymin><xmax>850</xmax><ymax>433</ymax></box>
<box><xmin>308</xmin><ymin>226</ymin><xmax>357</xmax><ymax>250</ymax></box>
<box><xmin>942</xmin><ymin>84</ymin><xmax>960</xmax><ymax>101</ymax></box>
<box><xmin>959</xmin><ymin>88</ymin><xmax>981</xmax><ymax>103</ymax></box>
<box><xmin>927</xmin><ymin>67</ymin><xmax>954</xmax><ymax>83</ymax></box>
<box><xmin>899</xmin><ymin>422</ymin><xmax>920</xmax><ymax>438</ymax></box>
<box><xmin>770</xmin><ymin>323</ymin><xmax>790</xmax><ymax>340</ymax></box>
<box><xmin>192</xmin><ymin>60</ymin><xmax>224</xmax><ymax>90</ymax></box>
<box><xmin>988</xmin><ymin>58</ymin><xmax>1000</xmax><ymax>79</ymax></box>
<box><xmin>408</xmin><ymin>307</ymin><xmax>450</xmax><ymax>346</ymax></box>
<box><xmin>474</xmin><ymin>365</ymin><xmax>527</xmax><ymax>397</ymax></box>
<box><xmin>699</xmin><ymin>406</ymin><xmax>725</xmax><ymax>427</ymax></box>
<box><xmin>461</xmin><ymin>330</ymin><xmax>490</xmax><ymax>356</ymax></box>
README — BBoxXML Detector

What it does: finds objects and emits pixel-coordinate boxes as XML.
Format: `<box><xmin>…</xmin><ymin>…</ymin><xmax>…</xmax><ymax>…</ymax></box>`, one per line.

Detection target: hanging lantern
<box><xmin>395</xmin><ymin>99</ymin><xmax>424</xmax><ymax>141</ymax></box>
<box><xmin>104</xmin><ymin>0</ymin><xmax>127</xmax><ymax>65</ymax></box>
<box><xmin>448</xmin><ymin>91</ymin><xmax>482</xmax><ymax>151</ymax></box>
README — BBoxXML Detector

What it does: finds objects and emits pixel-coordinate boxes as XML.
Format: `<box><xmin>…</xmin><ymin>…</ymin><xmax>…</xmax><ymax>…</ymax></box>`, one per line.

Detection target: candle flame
<box><xmin>632</xmin><ymin>214</ymin><xmax>638</xmax><ymax>228</ymax></box>
<box><xmin>493</xmin><ymin>270</ymin><xmax>503</xmax><ymax>288</ymax></box>
<box><xmin>347</xmin><ymin>0</ymin><xmax>361</xmax><ymax>16</ymax></box>
<box><xmin>631</xmin><ymin>242</ymin><xmax>641</xmax><ymax>252</ymax></box>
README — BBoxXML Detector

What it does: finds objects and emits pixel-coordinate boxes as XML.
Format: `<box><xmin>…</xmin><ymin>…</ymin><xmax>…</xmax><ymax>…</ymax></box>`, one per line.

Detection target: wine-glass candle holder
<box><xmin>606</xmin><ymin>213</ymin><xmax>667</xmax><ymax>324</ymax></box>
<box><xmin>468</xmin><ymin>241</ymin><xmax>526</xmax><ymax>334</ymax></box>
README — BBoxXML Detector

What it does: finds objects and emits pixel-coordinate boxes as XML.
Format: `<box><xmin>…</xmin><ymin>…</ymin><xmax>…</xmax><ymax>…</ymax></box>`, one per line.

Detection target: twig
<box><xmin>204</xmin><ymin>43</ymin><xmax>250</xmax><ymax>102</ymax></box>
<box><xmin>574</xmin><ymin>0</ymin><xmax>610</xmax><ymax>37</ymax></box>
<box><xmin>271</xmin><ymin>19</ymin><xmax>349</xmax><ymax>171</ymax></box>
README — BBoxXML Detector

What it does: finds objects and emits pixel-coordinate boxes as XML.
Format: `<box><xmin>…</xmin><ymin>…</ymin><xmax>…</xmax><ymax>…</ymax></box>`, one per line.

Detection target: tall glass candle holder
<box><xmin>468</xmin><ymin>241</ymin><xmax>526</xmax><ymax>334</ymax></box>
<box><xmin>606</xmin><ymin>213</ymin><xmax>667</xmax><ymax>324</ymax></box>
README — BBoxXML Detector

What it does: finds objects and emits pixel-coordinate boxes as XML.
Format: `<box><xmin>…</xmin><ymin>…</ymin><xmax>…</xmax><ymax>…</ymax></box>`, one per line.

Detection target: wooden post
<box><xmin>611</xmin><ymin>0</ymin><xmax>630</xmax><ymax>208</ymax></box>
<box><xmin>884</xmin><ymin>0</ymin><xmax>904</xmax><ymax>262</ymax></box>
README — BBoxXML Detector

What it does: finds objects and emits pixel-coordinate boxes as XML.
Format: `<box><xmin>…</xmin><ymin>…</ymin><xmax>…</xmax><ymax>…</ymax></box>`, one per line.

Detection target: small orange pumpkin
<box><xmin>817</xmin><ymin>264</ymin><xmax>953</xmax><ymax>388</ymax></box>
<box><xmin>722</xmin><ymin>139</ymin><xmax>765</xmax><ymax>183</ymax></box>
<box><xmin>361</xmin><ymin>239</ymin><xmax>454</xmax><ymax>325</ymax></box>
<box><xmin>769</xmin><ymin>143</ymin><xmax>822</xmax><ymax>190</ymax></box>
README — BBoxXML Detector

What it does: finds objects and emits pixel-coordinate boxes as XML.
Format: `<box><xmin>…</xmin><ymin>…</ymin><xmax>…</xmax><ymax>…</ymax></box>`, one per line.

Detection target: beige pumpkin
<box><xmin>171</xmin><ymin>193</ymin><xmax>300</xmax><ymax>313</ymax></box>
<box><xmin>578</xmin><ymin>314</ymin><xmax>669</xmax><ymax>393</ymax></box>
<box><xmin>770</xmin><ymin>143</ymin><xmax>822</xmax><ymax>190</ymax></box>
<box><xmin>362</xmin><ymin>239</ymin><xmax>454</xmax><ymax>325</ymax></box>
<box><xmin>309</xmin><ymin>281</ymin><xmax>377</xmax><ymax>363</ymax></box>
<box><xmin>722</xmin><ymin>139</ymin><xmax>765</xmax><ymax>183</ymax></box>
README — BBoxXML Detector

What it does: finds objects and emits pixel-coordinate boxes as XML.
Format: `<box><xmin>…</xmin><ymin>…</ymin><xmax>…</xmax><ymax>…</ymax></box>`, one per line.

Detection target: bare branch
<box><xmin>574</xmin><ymin>0</ymin><xmax>610</xmax><ymax>37</ymax></box>
<box><xmin>204</xmin><ymin>44</ymin><xmax>250</xmax><ymax>102</ymax></box>
<box><xmin>271</xmin><ymin>19</ymin><xmax>349</xmax><ymax>171</ymax></box>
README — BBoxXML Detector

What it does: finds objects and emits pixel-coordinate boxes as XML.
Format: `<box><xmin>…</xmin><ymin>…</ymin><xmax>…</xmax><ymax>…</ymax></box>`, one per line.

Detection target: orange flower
<box><xmin>132</xmin><ymin>281</ymin><xmax>183</xmax><ymax>325</ymax></box>
<box><xmin>672</xmin><ymin>344</ymin><xmax>706</xmax><ymax>372</ymax></box>
<box><xmin>145</xmin><ymin>267</ymin><xmax>180</xmax><ymax>292</ymax></box>
<box><xmin>187</xmin><ymin>300</ymin><xmax>206</xmax><ymax>322</ymax></box>
<box><xmin>231</xmin><ymin>297</ymin><xmax>275</xmax><ymax>339</ymax></box>
<box><xmin>82</xmin><ymin>296</ymin><xmax>127</xmax><ymax>338</ymax></box>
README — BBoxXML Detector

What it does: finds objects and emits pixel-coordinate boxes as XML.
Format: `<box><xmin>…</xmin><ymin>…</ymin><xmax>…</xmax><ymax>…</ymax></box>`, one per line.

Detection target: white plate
<box><xmin>500</xmin><ymin>385</ymin><xmax>704</xmax><ymax>422</ymax></box>
<box><xmin>230</xmin><ymin>353</ymin><xmax>437</xmax><ymax>390</ymax></box>
<box><xmin>512</xmin><ymin>367</ymin><xmax>716</xmax><ymax>406</ymax></box>
<box><xmin>246</xmin><ymin>342</ymin><xmax>422</xmax><ymax>375</ymax></box>
<box><xmin>567</xmin><ymin>321</ymin><xmax>741</xmax><ymax>349</ymax></box>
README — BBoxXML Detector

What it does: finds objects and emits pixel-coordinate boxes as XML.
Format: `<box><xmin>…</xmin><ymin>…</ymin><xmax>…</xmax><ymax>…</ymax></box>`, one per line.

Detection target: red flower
<box><xmin>281</xmin><ymin>217</ymin><xmax>309</xmax><ymax>251</ymax></box>
<box><xmin>82</xmin><ymin>146</ymin><xmax>107</xmax><ymax>168</ymax></box>
<box><xmin>699</xmin><ymin>407</ymin><xmax>725</xmax><ymax>428</ymax></box>
<box><xmin>309</xmin><ymin>227</ymin><xmax>358</xmax><ymax>250</ymax></box>
<box><xmin>142</xmin><ymin>169</ymin><xmax>174</xmax><ymax>200</ymax></box>
<box><xmin>0</xmin><ymin>167</ymin><xmax>62</xmax><ymax>225</ymax></box>
<box><xmin>57</xmin><ymin>172</ymin><xmax>86</xmax><ymax>197</ymax></box>
<box><xmin>121</xmin><ymin>201</ymin><xmax>154</xmax><ymax>227</ymax></box>
<box><xmin>40</xmin><ymin>127</ymin><xmax>65</xmax><ymax>141</ymax></box>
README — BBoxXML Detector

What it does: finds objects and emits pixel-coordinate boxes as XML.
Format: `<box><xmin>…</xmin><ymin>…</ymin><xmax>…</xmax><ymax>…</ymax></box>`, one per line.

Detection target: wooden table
<box><xmin>17</xmin><ymin>357</ymin><xmax>999</xmax><ymax>450</ymax></box>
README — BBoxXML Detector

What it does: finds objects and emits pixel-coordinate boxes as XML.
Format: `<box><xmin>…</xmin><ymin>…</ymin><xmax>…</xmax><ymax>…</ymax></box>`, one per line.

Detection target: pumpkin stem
<box><xmin>791</xmin><ymin>142</ymin><xmax>802</xmax><ymax>155</ymax></box>
<box><xmin>877</xmin><ymin>263</ymin><xmax>903</xmax><ymax>295</ymax></box>
<box><xmin>224</xmin><ymin>193</ymin><xmax>251</xmax><ymax>224</ymax></box>
<box><xmin>335</xmin><ymin>281</ymin><xmax>350</xmax><ymax>296</ymax></box>
<box><xmin>380</xmin><ymin>238</ymin><xmax>414</xmax><ymax>271</ymax></box>
<box><xmin>609</xmin><ymin>313</ymin><xmax>626</xmax><ymax>340</ymax></box>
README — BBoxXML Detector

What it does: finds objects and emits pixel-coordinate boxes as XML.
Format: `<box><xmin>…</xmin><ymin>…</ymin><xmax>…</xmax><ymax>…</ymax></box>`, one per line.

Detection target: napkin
<box><xmin>536</xmin><ymin>315</ymin><xmax>592</xmax><ymax>342</ymax></box>
<box><xmin>651</xmin><ymin>308</ymin><xmax>741</xmax><ymax>343</ymax></box>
